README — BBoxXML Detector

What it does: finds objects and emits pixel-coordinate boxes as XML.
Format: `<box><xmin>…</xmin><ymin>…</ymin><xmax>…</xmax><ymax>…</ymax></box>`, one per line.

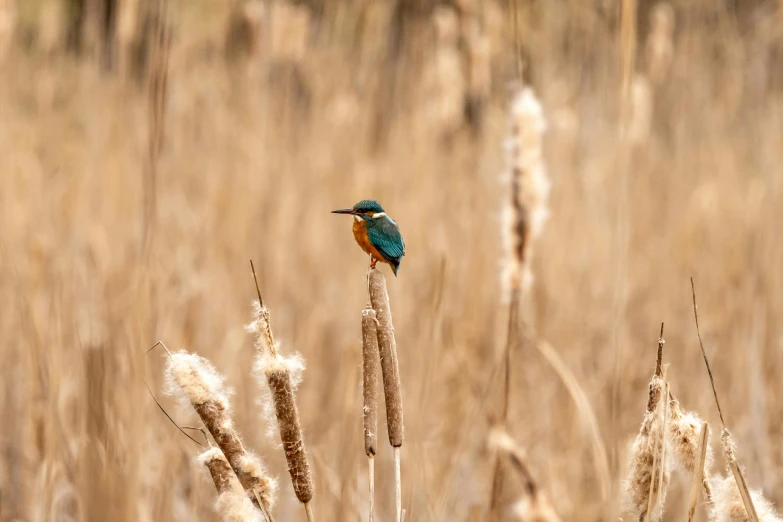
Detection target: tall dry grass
<box><xmin>1</xmin><ymin>0</ymin><xmax>783</xmax><ymax>521</ymax></box>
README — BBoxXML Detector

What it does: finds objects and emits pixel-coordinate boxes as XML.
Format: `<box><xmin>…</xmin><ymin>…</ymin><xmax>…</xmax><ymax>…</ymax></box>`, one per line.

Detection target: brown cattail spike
<box><xmin>262</xmin><ymin>354</ymin><xmax>314</xmax><ymax>503</ymax></box>
<box><xmin>362</xmin><ymin>307</ymin><xmax>380</xmax><ymax>457</ymax></box>
<box><xmin>200</xmin><ymin>449</ymin><xmax>268</xmax><ymax>522</ymax></box>
<box><xmin>165</xmin><ymin>352</ymin><xmax>276</xmax><ymax>511</ymax></box>
<box><xmin>202</xmin><ymin>448</ymin><xmax>237</xmax><ymax>494</ymax></box>
<box><xmin>368</xmin><ymin>268</ymin><xmax>404</xmax><ymax>448</ymax></box>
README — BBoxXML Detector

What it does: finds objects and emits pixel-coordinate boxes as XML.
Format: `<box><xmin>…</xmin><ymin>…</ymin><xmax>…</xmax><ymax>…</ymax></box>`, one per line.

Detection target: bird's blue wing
<box><xmin>367</xmin><ymin>217</ymin><xmax>405</xmax><ymax>264</ymax></box>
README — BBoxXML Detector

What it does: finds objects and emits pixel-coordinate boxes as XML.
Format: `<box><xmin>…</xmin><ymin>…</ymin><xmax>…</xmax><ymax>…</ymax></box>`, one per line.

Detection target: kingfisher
<box><xmin>332</xmin><ymin>200</ymin><xmax>405</xmax><ymax>276</ymax></box>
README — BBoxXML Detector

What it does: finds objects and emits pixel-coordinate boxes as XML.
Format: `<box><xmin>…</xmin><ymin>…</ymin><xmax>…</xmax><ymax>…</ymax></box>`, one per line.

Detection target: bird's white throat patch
<box><xmin>354</xmin><ymin>215</ymin><xmax>362</xmax><ymax>222</ymax></box>
<box><xmin>372</xmin><ymin>212</ymin><xmax>386</xmax><ymax>219</ymax></box>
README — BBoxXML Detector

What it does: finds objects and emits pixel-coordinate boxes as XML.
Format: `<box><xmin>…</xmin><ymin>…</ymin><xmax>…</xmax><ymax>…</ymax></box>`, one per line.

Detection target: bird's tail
<box><xmin>392</xmin><ymin>263</ymin><xmax>399</xmax><ymax>277</ymax></box>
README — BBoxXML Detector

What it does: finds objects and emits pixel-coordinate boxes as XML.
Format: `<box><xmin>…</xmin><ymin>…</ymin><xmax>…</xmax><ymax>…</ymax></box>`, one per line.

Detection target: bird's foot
<box><xmin>370</xmin><ymin>258</ymin><xmax>378</xmax><ymax>269</ymax></box>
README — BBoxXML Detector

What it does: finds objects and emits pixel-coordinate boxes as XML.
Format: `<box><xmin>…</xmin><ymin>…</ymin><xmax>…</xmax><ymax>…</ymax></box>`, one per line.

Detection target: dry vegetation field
<box><xmin>1</xmin><ymin>0</ymin><xmax>783</xmax><ymax>521</ymax></box>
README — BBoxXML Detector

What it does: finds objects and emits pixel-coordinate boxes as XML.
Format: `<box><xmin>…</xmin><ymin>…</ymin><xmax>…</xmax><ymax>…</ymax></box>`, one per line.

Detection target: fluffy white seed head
<box><xmin>164</xmin><ymin>351</ymin><xmax>233</xmax><ymax>409</ymax></box>
<box><xmin>501</xmin><ymin>87</ymin><xmax>550</xmax><ymax>301</ymax></box>
<box><xmin>711</xmin><ymin>474</ymin><xmax>782</xmax><ymax>522</ymax></box>
<box><xmin>254</xmin><ymin>352</ymin><xmax>305</xmax><ymax>386</ymax></box>
<box><xmin>623</xmin><ymin>375</ymin><xmax>671</xmax><ymax>520</ymax></box>
<box><xmin>669</xmin><ymin>397</ymin><xmax>713</xmax><ymax>474</ymax></box>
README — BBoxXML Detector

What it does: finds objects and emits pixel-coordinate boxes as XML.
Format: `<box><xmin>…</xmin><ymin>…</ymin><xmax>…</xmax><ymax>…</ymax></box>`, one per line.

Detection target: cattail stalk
<box><xmin>249</xmin><ymin>262</ymin><xmax>314</xmax><ymax>519</ymax></box>
<box><xmin>165</xmin><ymin>351</ymin><xmax>276</xmax><ymax>512</ymax></box>
<box><xmin>686</xmin><ymin>422</ymin><xmax>709</xmax><ymax>522</ymax></box>
<box><xmin>492</xmin><ymin>84</ymin><xmax>550</xmax><ymax>522</ymax></box>
<box><xmin>368</xmin><ymin>267</ymin><xmax>404</xmax><ymax>522</ymax></box>
<box><xmin>362</xmin><ymin>306</ymin><xmax>380</xmax><ymax>522</ymax></box>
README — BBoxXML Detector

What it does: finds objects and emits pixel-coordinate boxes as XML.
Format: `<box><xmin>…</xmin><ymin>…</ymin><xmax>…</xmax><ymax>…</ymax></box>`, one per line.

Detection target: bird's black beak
<box><xmin>331</xmin><ymin>208</ymin><xmax>356</xmax><ymax>215</ymax></box>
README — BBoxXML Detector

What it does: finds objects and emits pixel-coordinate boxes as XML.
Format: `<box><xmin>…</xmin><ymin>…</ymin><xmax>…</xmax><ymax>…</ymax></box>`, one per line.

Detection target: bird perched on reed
<box><xmin>332</xmin><ymin>200</ymin><xmax>405</xmax><ymax>276</ymax></box>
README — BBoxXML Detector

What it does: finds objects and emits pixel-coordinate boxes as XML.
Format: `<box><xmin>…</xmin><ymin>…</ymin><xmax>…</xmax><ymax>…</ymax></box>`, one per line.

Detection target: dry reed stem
<box><xmin>368</xmin><ymin>268</ymin><xmax>404</xmax><ymax>448</ymax></box>
<box><xmin>536</xmin><ymin>339</ymin><xmax>610</xmax><ymax>501</ymax></box>
<box><xmin>165</xmin><ymin>352</ymin><xmax>277</xmax><ymax>512</ymax></box>
<box><xmin>368</xmin><ymin>456</ymin><xmax>375</xmax><ymax>522</ymax></box>
<box><xmin>686</xmin><ymin>422</ymin><xmax>709</xmax><ymax>522</ymax></box>
<box><xmin>489</xmin><ymin>429</ymin><xmax>561</xmax><ymax>522</ymax></box>
<box><xmin>394</xmin><ymin>447</ymin><xmax>402</xmax><ymax>522</ymax></box>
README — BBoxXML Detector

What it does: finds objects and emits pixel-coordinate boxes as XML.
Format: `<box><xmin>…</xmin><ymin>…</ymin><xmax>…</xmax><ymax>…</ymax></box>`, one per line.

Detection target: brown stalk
<box><xmin>368</xmin><ymin>267</ymin><xmax>403</xmax><ymax>522</ymax></box>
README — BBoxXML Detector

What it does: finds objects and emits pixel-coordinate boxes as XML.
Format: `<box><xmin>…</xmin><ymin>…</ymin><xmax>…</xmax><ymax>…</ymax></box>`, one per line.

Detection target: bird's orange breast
<box><xmin>353</xmin><ymin>220</ymin><xmax>385</xmax><ymax>261</ymax></box>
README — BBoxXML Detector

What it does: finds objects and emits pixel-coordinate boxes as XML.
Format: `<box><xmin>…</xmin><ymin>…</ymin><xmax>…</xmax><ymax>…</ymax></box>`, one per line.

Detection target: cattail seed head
<box><xmin>164</xmin><ymin>351</ymin><xmax>232</xmax><ymax>409</ymax></box>
<box><xmin>362</xmin><ymin>307</ymin><xmax>380</xmax><ymax>457</ymax></box>
<box><xmin>711</xmin><ymin>473</ymin><xmax>782</xmax><ymax>522</ymax></box>
<box><xmin>200</xmin><ymin>449</ymin><xmax>266</xmax><ymax>522</ymax></box>
<box><xmin>624</xmin><ymin>374</ymin><xmax>671</xmax><ymax>521</ymax></box>
<box><xmin>256</xmin><ymin>352</ymin><xmax>313</xmax><ymax>503</ymax></box>
<box><xmin>501</xmin><ymin>86</ymin><xmax>550</xmax><ymax>301</ymax></box>
<box><xmin>368</xmin><ymin>268</ymin><xmax>404</xmax><ymax>448</ymax></box>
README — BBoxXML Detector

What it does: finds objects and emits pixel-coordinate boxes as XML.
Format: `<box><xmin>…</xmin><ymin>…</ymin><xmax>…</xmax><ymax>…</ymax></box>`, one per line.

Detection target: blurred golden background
<box><xmin>1</xmin><ymin>0</ymin><xmax>782</xmax><ymax>520</ymax></box>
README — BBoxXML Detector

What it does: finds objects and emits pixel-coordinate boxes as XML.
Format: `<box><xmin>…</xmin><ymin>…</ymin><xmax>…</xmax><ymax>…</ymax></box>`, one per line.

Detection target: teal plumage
<box><xmin>365</xmin><ymin>215</ymin><xmax>405</xmax><ymax>275</ymax></box>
